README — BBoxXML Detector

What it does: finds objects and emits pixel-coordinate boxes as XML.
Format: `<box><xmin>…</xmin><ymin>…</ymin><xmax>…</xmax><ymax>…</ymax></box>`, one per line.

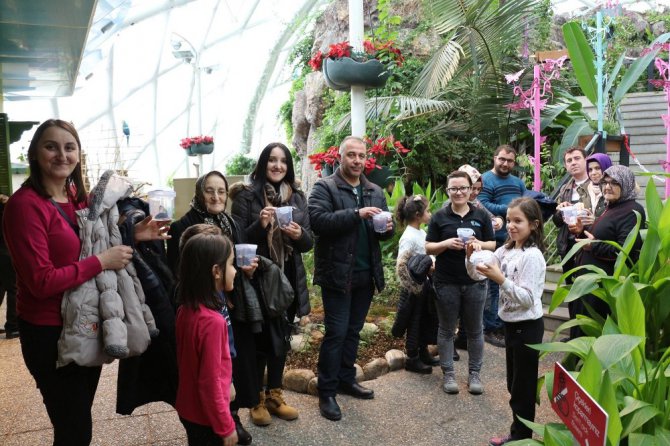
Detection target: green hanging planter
<box><xmin>322</xmin><ymin>57</ymin><xmax>390</xmax><ymax>91</ymax></box>
<box><xmin>365</xmin><ymin>166</ymin><xmax>395</xmax><ymax>188</ymax></box>
<box><xmin>187</xmin><ymin>143</ymin><xmax>214</xmax><ymax>157</ymax></box>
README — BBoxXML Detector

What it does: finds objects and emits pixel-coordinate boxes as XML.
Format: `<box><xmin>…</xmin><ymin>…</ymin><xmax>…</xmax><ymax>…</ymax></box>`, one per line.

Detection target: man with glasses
<box><xmin>478</xmin><ymin>145</ymin><xmax>526</xmax><ymax>347</ymax></box>
<box><xmin>552</xmin><ymin>146</ymin><xmax>594</xmax><ymax>340</ymax></box>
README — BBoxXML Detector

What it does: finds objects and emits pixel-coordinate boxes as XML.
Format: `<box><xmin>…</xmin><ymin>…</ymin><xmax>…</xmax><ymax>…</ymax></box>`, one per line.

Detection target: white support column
<box><xmin>349</xmin><ymin>0</ymin><xmax>365</xmax><ymax>137</ymax></box>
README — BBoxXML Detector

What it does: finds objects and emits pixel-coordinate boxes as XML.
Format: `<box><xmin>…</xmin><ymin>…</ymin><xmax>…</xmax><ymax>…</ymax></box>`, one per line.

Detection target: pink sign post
<box><xmin>506</xmin><ymin>57</ymin><xmax>566</xmax><ymax>191</ymax></box>
<box><xmin>649</xmin><ymin>45</ymin><xmax>670</xmax><ymax>198</ymax></box>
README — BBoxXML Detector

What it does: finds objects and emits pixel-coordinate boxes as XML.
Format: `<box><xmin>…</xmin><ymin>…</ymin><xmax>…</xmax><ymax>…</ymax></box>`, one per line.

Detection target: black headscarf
<box><xmin>189</xmin><ymin>171</ymin><xmax>233</xmax><ymax>238</ymax></box>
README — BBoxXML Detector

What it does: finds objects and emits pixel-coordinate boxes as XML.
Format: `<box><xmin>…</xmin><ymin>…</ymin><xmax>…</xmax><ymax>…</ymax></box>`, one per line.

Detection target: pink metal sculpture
<box><xmin>506</xmin><ymin>56</ymin><xmax>566</xmax><ymax>191</ymax></box>
<box><xmin>649</xmin><ymin>43</ymin><xmax>670</xmax><ymax>199</ymax></box>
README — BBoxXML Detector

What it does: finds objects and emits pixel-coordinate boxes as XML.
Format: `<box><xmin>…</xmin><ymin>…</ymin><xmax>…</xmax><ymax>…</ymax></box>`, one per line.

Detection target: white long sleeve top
<box><xmin>466</xmin><ymin>245</ymin><xmax>545</xmax><ymax>323</ymax></box>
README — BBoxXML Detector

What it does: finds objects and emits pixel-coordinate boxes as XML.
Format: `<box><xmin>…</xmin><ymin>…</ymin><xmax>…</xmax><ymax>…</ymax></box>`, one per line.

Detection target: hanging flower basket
<box><xmin>187</xmin><ymin>143</ymin><xmax>214</xmax><ymax>156</ymax></box>
<box><xmin>181</xmin><ymin>135</ymin><xmax>214</xmax><ymax>157</ymax></box>
<box><xmin>322</xmin><ymin>57</ymin><xmax>390</xmax><ymax>91</ymax></box>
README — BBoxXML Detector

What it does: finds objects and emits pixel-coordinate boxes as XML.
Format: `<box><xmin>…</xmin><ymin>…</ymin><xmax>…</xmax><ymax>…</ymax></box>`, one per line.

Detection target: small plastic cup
<box><xmin>470</xmin><ymin>250</ymin><xmax>495</xmax><ymax>281</ymax></box>
<box><xmin>275</xmin><ymin>206</ymin><xmax>293</xmax><ymax>227</ymax></box>
<box><xmin>456</xmin><ymin>227</ymin><xmax>475</xmax><ymax>243</ymax></box>
<box><xmin>147</xmin><ymin>188</ymin><xmax>176</xmax><ymax>222</ymax></box>
<box><xmin>235</xmin><ymin>244</ymin><xmax>257</xmax><ymax>267</ymax></box>
<box><xmin>372</xmin><ymin>211</ymin><xmax>391</xmax><ymax>233</ymax></box>
<box><xmin>561</xmin><ymin>206</ymin><xmax>578</xmax><ymax>225</ymax></box>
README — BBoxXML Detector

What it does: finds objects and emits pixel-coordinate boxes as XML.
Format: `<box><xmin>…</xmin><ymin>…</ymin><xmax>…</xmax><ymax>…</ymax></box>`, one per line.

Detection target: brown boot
<box><xmin>264</xmin><ymin>388</ymin><xmax>299</xmax><ymax>420</ymax></box>
<box><xmin>250</xmin><ymin>392</ymin><xmax>272</xmax><ymax>426</ymax></box>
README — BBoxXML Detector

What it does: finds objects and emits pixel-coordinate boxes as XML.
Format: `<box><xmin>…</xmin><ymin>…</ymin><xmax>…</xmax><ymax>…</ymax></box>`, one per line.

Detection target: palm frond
<box><xmin>334</xmin><ymin>96</ymin><xmax>456</xmax><ymax>132</ymax></box>
<box><xmin>411</xmin><ymin>39</ymin><xmax>464</xmax><ymax>97</ymax></box>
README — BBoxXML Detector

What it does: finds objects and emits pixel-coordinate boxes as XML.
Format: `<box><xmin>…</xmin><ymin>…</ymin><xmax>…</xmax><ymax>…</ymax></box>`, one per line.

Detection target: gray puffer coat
<box><xmin>58</xmin><ymin>171</ymin><xmax>159</xmax><ymax>367</ymax></box>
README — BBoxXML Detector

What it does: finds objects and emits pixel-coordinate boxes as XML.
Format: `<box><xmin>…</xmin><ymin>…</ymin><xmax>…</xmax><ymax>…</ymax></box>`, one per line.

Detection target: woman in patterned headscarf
<box><xmin>228</xmin><ymin>142</ymin><xmax>313</xmax><ymax>426</ymax></box>
<box><xmin>568</xmin><ymin>165</ymin><xmax>645</xmax><ymax>334</ymax></box>
<box><xmin>167</xmin><ymin>170</ymin><xmax>256</xmax><ymax>445</ymax></box>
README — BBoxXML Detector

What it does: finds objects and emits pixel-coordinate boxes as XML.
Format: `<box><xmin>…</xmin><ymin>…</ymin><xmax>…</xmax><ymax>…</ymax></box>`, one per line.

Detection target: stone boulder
<box><xmin>385</xmin><ymin>349</ymin><xmax>406</xmax><ymax>371</ymax></box>
<box><xmin>307</xmin><ymin>376</ymin><xmax>319</xmax><ymax>396</ymax></box>
<box><xmin>363</xmin><ymin>358</ymin><xmax>390</xmax><ymax>381</ymax></box>
<box><xmin>355</xmin><ymin>363</ymin><xmax>365</xmax><ymax>382</ymax></box>
<box><xmin>283</xmin><ymin>369</ymin><xmax>316</xmax><ymax>394</ymax></box>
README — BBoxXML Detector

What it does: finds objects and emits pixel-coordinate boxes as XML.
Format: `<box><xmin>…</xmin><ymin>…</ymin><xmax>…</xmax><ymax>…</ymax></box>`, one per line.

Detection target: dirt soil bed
<box><xmin>285</xmin><ymin>308</ymin><xmax>405</xmax><ymax>374</ymax></box>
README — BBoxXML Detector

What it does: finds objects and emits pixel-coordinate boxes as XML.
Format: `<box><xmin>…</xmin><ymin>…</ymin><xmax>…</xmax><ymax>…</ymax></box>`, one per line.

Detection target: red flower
<box><xmin>309</xmin><ymin>50</ymin><xmax>324</xmax><ymax>71</ymax></box>
<box><xmin>328</xmin><ymin>42</ymin><xmax>351</xmax><ymax>59</ymax></box>
<box><xmin>309</xmin><ymin>136</ymin><xmax>410</xmax><ymax>176</ymax></box>
<box><xmin>363</xmin><ymin>40</ymin><xmax>376</xmax><ymax>54</ymax></box>
<box><xmin>180</xmin><ymin>135</ymin><xmax>214</xmax><ymax>149</ymax></box>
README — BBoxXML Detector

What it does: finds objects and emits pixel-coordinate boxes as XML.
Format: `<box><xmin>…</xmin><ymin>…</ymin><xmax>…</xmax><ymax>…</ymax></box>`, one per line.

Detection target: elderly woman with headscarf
<box><xmin>568</xmin><ymin>165</ymin><xmax>645</xmax><ymax>333</ymax></box>
<box><xmin>167</xmin><ymin>170</ymin><xmax>256</xmax><ymax>445</ymax></box>
<box><xmin>585</xmin><ymin>153</ymin><xmax>613</xmax><ymax>219</ymax></box>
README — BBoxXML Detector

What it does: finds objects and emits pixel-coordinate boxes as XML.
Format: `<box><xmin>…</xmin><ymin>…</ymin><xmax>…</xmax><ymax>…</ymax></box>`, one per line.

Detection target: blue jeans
<box><xmin>483</xmin><ymin>279</ymin><xmax>504</xmax><ymax>333</ymax></box>
<box><xmin>317</xmin><ymin>270</ymin><xmax>374</xmax><ymax>397</ymax></box>
<box><xmin>434</xmin><ymin>281</ymin><xmax>487</xmax><ymax>373</ymax></box>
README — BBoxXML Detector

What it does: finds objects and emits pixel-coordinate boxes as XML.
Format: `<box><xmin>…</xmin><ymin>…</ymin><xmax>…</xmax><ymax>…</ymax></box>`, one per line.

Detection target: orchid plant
<box><xmin>308</xmin><ymin>39</ymin><xmax>404</xmax><ymax>72</ymax></box>
<box><xmin>180</xmin><ymin>135</ymin><xmax>214</xmax><ymax>150</ymax></box>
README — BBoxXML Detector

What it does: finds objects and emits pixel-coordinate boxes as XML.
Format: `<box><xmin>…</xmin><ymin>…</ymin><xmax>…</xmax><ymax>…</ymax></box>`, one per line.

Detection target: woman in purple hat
<box><xmin>585</xmin><ymin>153</ymin><xmax>612</xmax><ymax>218</ymax></box>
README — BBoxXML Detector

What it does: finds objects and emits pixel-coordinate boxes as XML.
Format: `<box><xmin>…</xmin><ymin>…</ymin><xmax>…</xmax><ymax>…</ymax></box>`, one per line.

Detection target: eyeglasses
<box><xmin>599</xmin><ymin>179</ymin><xmax>620</xmax><ymax>188</ymax></box>
<box><xmin>446</xmin><ymin>186</ymin><xmax>471</xmax><ymax>194</ymax></box>
<box><xmin>496</xmin><ymin>156</ymin><xmax>515</xmax><ymax>164</ymax></box>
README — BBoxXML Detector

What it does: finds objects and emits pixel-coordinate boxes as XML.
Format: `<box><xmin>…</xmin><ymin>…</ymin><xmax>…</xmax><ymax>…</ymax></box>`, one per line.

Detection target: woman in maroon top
<box><xmin>2</xmin><ymin>120</ymin><xmax>135</xmax><ymax>446</ymax></box>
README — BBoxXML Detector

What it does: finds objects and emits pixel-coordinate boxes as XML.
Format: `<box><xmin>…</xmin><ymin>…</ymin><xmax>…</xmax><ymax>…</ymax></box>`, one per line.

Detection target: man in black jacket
<box><xmin>308</xmin><ymin>136</ymin><xmax>395</xmax><ymax>421</ymax></box>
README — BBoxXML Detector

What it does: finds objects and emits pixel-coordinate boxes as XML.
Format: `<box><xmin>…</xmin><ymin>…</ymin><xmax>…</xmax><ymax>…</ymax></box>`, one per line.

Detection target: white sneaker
<box><xmin>468</xmin><ymin>371</ymin><xmax>483</xmax><ymax>395</ymax></box>
<box><xmin>443</xmin><ymin>372</ymin><xmax>459</xmax><ymax>394</ymax></box>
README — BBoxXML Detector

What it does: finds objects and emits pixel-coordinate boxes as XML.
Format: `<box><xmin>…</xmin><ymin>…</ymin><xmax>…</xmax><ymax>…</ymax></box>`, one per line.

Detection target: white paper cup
<box><xmin>235</xmin><ymin>244</ymin><xmax>257</xmax><ymax>267</ymax></box>
<box><xmin>275</xmin><ymin>206</ymin><xmax>293</xmax><ymax>227</ymax></box>
<box><xmin>456</xmin><ymin>227</ymin><xmax>475</xmax><ymax>243</ymax></box>
<box><xmin>372</xmin><ymin>211</ymin><xmax>391</xmax><ymax>233</ymax></box>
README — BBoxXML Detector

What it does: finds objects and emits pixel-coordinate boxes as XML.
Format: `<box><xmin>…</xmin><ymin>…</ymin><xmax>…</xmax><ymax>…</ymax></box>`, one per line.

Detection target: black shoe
<box><xmin>405</xmin><ymin>356</ymin><xmax>432</xmax><ymax>374</ymax></box>
<box><xmin>5</xmin><ymin>331</ymin><xmax>19</xmax><ymax>340</ymax></box>
<box><xmin>419</xmin><ymin>347</ymin><xmax>440</xmax><ymax>366</ymax></box>
<box><xmin>453</xmin><ymin>350</ymin><xmax>460</xmax><ymax>361</ymax></box>
<box><xmin>337</xmin><ymin>382</ymin><xmax>374</xmax><ymax>399</ymax></box>
<box><xmin>232</xmin><ymin>412</ymin><xmax>252</xmax><ymax>445</ymax></box>
<box><xmin>319</xmin><ymin>396</ymin><xmax>342</xmax><ymax>421</ymax></box>
<box><xmin>484</xmin><ymin>331</ymin><xmax>505</xmax><ymax>348</ymax></box>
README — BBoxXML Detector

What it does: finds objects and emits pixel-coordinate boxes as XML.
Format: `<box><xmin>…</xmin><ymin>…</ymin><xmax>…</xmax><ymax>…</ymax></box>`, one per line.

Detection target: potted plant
<box><xmin>180</xmin><ymin>135</ymin><xmax>214</xmax><ymax>156</ymax></box>
<box><xmin>559</xmin><ymin>23</ymin><xmax>670</xmax><ymax>152</ymax></box>
<box><xmin>309</xmin><ymin>40</ymin><xmax>404</xmax><ymax>91</ymax></box>
<box><xmin>307</xmin><ymin>135</ymin><xmax>411</xmax><ymax>188</ymax></box>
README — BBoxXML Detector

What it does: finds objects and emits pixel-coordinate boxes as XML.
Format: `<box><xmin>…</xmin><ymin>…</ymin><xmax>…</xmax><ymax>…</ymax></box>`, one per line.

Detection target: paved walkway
<box><xmin>0</xmin><ymin>299</ymin><xmax>561</xmax><ymax>445</ymax></box>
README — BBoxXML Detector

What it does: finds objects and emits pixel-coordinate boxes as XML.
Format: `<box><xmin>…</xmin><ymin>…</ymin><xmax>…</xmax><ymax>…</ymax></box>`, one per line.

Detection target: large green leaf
<box><xmin>592</xmin><ymin>334</ymin><xmax>644</xmax><ymax>370</ymax></box>
<box><xmin>637</xmin><ymin>227</ymin><xmax>660</xmax><ymax>284</ymax></box>
<box><xmin>620</xmin><ymin>396</ymin><xmax>662</xmax><ymax>437</ymax></box>
<box><xmin>542</xmin><ymin>423</ymin><xmax>576</xmax><ymax>446</ymax></box>
<box><xmin>614</xmin><ymin>279</ymin><xmax>646</xmax><ymax>341</ymax></box>
<box><xmin>576</xmin><ymin>349</ymin><xmax>603</xmax><ymax>392</ymax></box>
<box><xmin>562</xmin><ymin>22</ymin><xmax>597</xmax><ymax>107</ymax></box>
<box><xmin>613</xmin><ymin>32</ymin><xmax>670</xmax><ymax>108</ymax></box>
<box><xmin>559</xmin><ymin>117</ymin><xmax>592</xmax><ymax>154</ymax></box>
<box><xmin>600</xmin><ymin>371</ymin><xmax>623</xmax><ymax>446</ymax></box>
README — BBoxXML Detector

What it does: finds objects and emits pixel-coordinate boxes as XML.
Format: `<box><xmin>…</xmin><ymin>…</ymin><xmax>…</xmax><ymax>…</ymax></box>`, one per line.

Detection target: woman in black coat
<box><xmin>167</xmin><ymin>170</ymin><xmax>256</xmax><ymax>445</ymax></box>
<box><xmin>569</xmin><ymin>165</ymin><xmax>646</xmax><ymax>334</ymax></box>
<box><xmin>229</xmin><ymin>142</ymin><xmax>313</xmax><ymax>426</ymax></box>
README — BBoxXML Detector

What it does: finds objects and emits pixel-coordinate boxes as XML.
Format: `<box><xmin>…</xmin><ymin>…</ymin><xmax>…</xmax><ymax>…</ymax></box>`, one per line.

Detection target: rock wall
<box><xmin>292</xmin><ymin>0</ymin><xmax>438</xmax><ymax>192</ymax></box>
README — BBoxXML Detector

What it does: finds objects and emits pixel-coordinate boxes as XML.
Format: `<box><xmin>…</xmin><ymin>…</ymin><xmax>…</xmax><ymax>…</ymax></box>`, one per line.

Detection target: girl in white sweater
<box><xmin>466</xmin><ymin>197</ymin><xmax>546</xmax><ymax>445</ymax></box>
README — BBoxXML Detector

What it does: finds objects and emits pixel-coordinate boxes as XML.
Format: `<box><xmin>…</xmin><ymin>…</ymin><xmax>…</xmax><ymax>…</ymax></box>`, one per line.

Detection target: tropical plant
<box><xmin>559</xmin><ymin>23</ymin><xmax>670</xmax><ymax>148</ymax></box>
<box><xmin>362</xmin><ymin>0</ymin><xmax>538</xmax><ymax>148</ymax></box>
<box><xmin>521</xmin><ymin>185</ymin><xmax>670</xmax><ymax>444</ymax></box>
<box><xmin>225</xmin><ymin>153</ymin><xmax>256</xmax><ymax>175</ymax></box>
<box><xmin>308</xmin><ymin>39</ymin><xmax>404</xmax><ymax>72</ymax></box>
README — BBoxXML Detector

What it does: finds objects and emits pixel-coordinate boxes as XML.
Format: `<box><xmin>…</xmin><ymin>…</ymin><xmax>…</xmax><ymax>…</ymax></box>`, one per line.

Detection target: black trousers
<box><xmin>318</xmin><ymin>270</ymin><xmax>374</xmax><ymax>397</ymax></box>
<box><xmin>0</xmin><ymin>251</ymin><xmax>17</xmax><ymax>332</ymax></box>
<box><xmin>18</xmin><ymin>318</ymin><xmax>102</xmax><ymax>446</ymax></box>
<box><xmin>504</xmin><ymin>318</ymin><xmax>544</xmax><ymax>441</ymax></box>
<box><xmin>180</xmin><ymin>417</ymin><xmax>223</xmax><ymax>446</ymax></box>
